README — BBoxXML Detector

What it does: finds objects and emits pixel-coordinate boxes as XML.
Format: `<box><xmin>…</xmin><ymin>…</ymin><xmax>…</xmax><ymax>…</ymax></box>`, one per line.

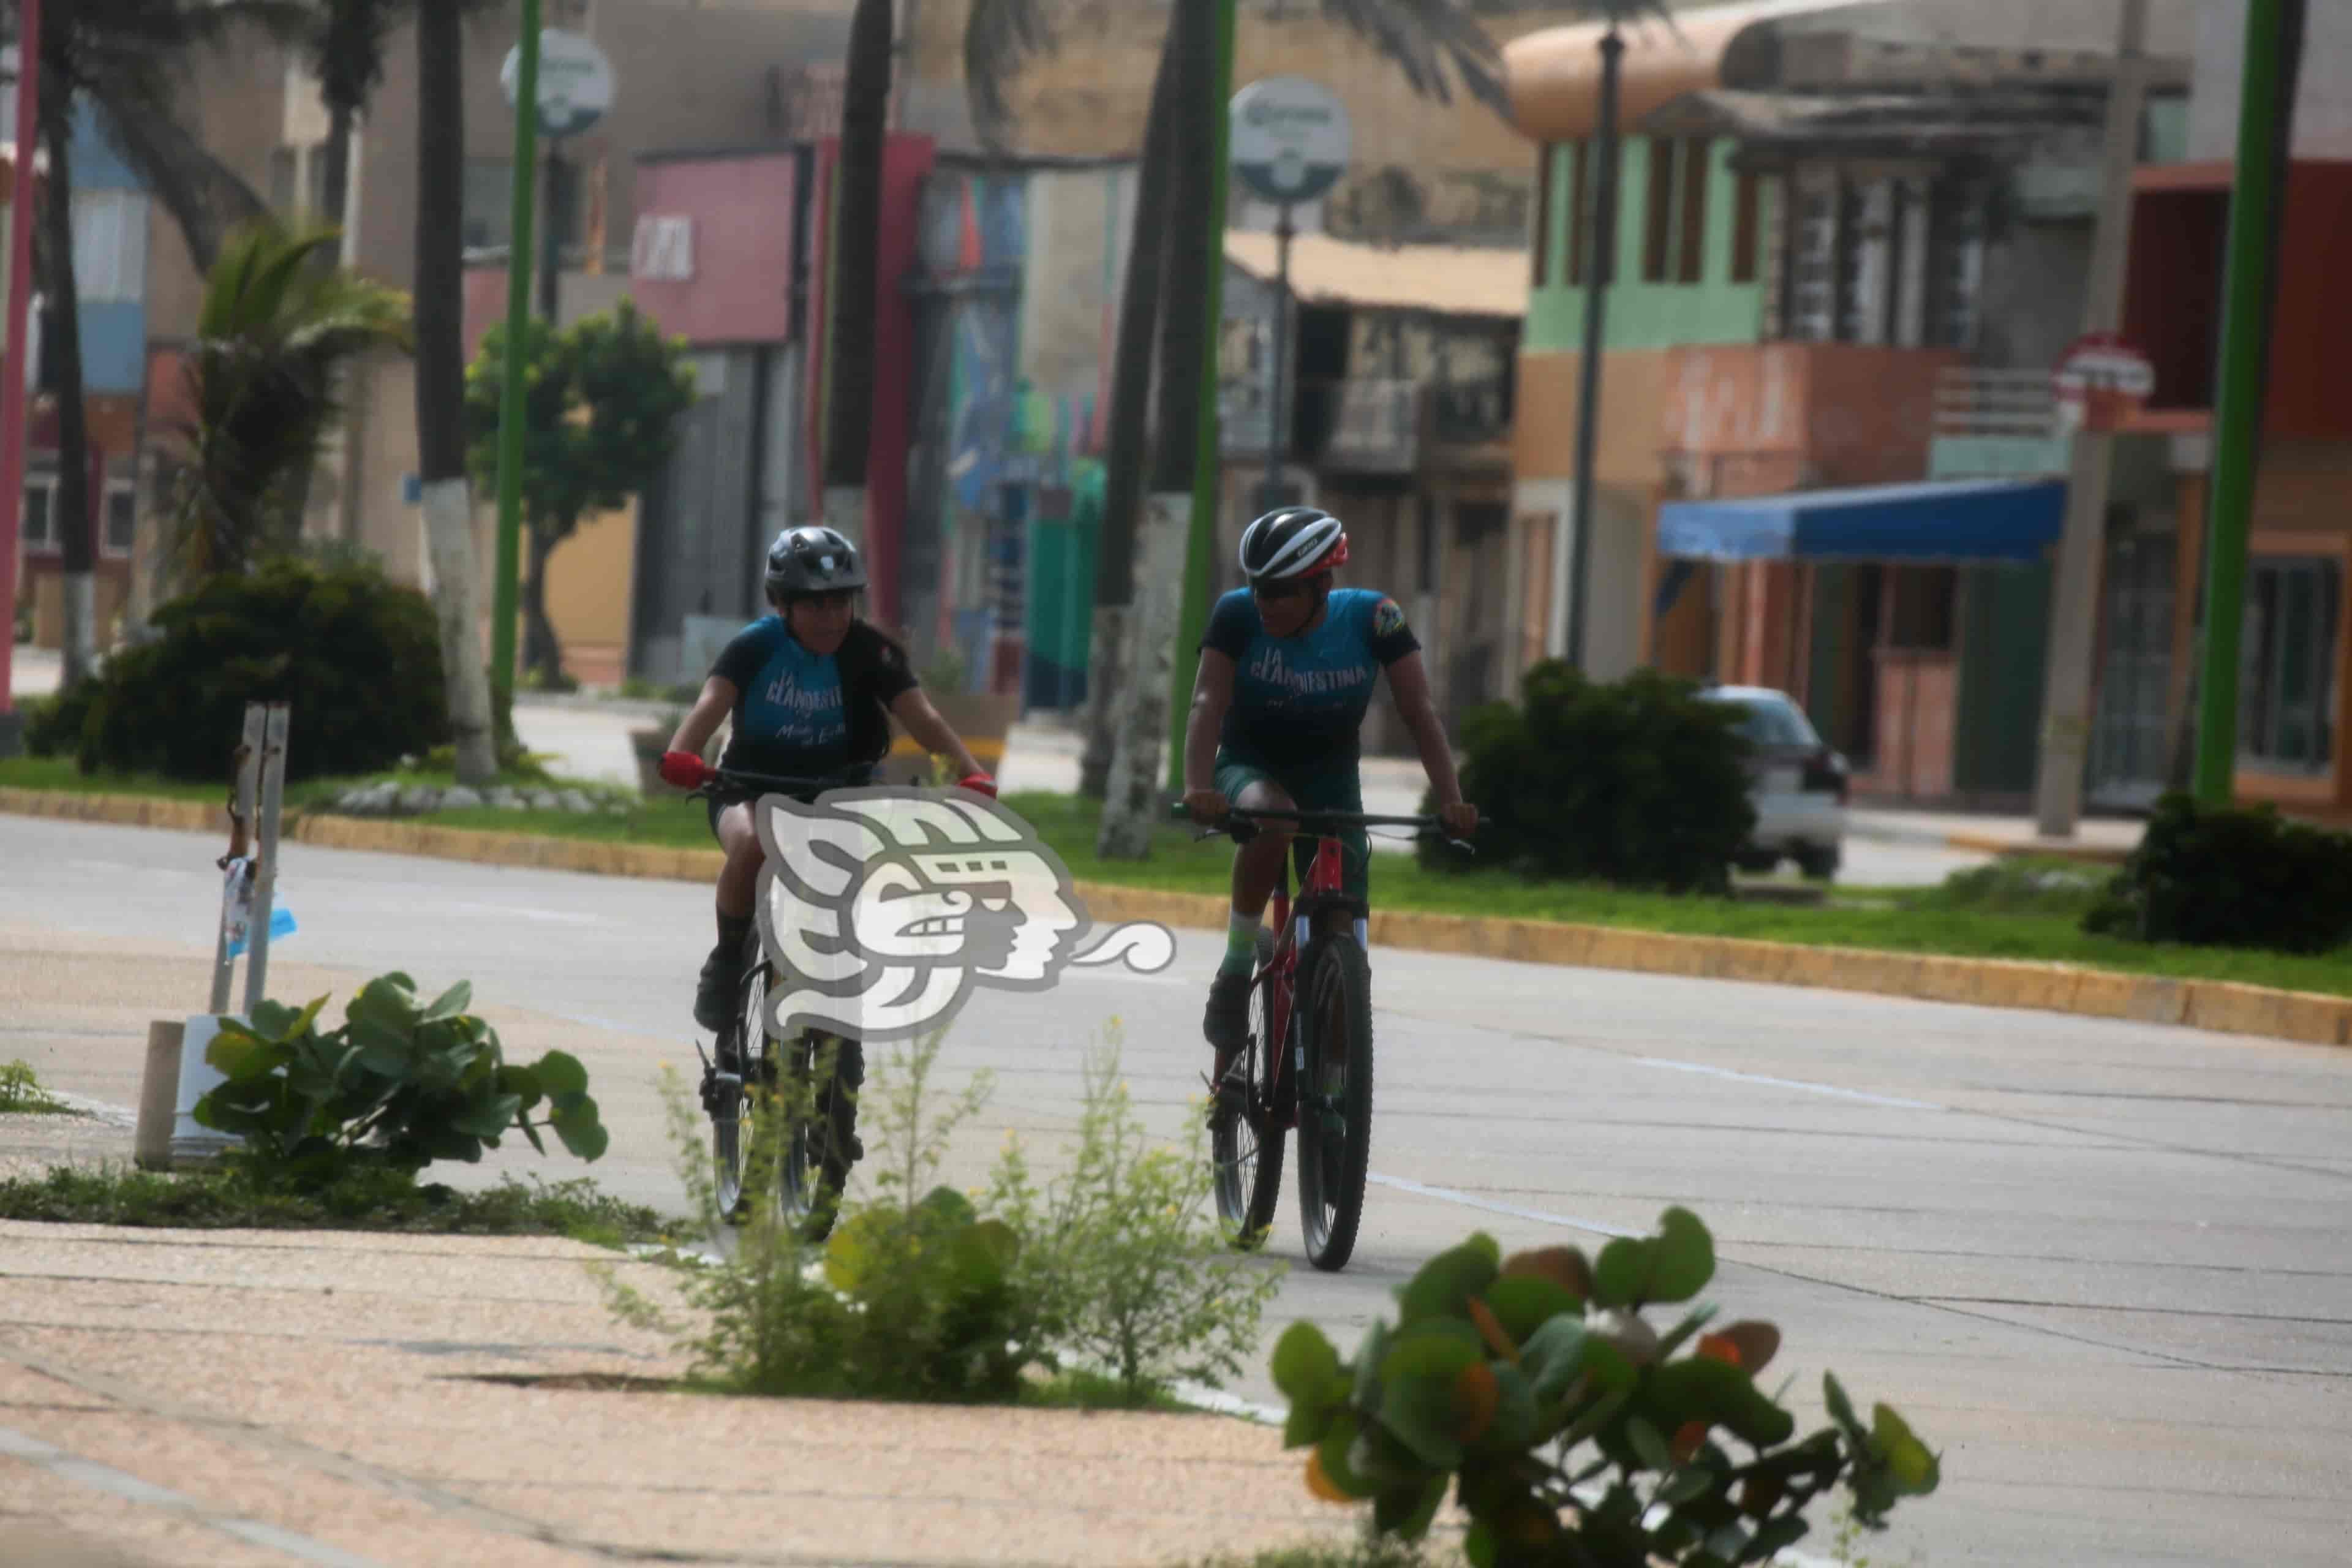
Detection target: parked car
<box><xmin>1705</xmin><ymin>684</ymin><xmax>1849</xmax><ymax>881</ymax></box>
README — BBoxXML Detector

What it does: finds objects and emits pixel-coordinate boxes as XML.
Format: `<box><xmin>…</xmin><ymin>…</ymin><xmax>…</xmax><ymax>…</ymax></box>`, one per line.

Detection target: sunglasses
<box><xmin>1251</xmin><ymin>578</ymin><xmax>1313</xmax><ymax>603</ymax></box>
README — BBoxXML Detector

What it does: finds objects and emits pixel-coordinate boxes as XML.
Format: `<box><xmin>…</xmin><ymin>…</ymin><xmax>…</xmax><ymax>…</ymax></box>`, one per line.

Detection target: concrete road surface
<box><xmin>6</xmin><ymin>814</ymin><xmax>2348</xmax><ymax>1566</ymax></box>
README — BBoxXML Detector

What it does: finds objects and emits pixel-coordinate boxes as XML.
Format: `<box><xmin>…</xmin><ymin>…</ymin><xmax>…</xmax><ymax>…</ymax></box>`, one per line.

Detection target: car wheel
<box><xmin>1795</xmin><ymin>846</ymin><xmax>1840</xmax><ymax>882</ymax></box>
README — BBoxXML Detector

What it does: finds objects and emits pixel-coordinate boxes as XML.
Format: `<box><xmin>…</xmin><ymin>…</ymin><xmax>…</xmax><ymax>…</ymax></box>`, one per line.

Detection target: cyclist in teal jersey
<box><xmin>1180</xmin><ymin>507</ymin><xmax>1477</xmax><ymax>1069</ymax></box>
<box><xmin>658</xmin><ymin>526</ymin><xmax>995</xmax><ymax>1031</ymax></box>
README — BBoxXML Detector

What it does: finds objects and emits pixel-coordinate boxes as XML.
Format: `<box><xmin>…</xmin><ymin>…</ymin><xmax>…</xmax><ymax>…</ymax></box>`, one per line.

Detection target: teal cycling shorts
<box><xmin>1213</xmin><ymin>753</ymin><xmax>1370</xmax><ymax>904</ymax></box>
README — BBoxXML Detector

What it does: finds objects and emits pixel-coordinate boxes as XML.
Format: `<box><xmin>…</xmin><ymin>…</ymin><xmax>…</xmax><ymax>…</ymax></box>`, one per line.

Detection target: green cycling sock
<box><xmin>1219</xmin><ymin>913</ymin><xmax>1262</xmax><ymax>976</ymax></box>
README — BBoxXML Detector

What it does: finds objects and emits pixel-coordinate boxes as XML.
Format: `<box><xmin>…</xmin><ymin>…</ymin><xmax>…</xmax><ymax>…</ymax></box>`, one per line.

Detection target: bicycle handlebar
<box><xmin>1172</xmin><ymin>801</ymin><xmax>1477</xmax><ymax>856</ymax></box>
<box><xmin>688</xmin><ymin>766</ymin><xmax>873</xmax><ymax>802</ymax></box>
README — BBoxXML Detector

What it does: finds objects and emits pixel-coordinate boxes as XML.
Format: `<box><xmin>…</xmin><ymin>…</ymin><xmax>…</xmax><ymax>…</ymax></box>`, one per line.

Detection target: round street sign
<box><xmin>501</xmin><ymin>29</ymin><xmax>616</xmax><ymax>141</ymax></box>
<box><xmin>2052</xmin><ymin>331</ymin><xmax>2155</xmax><ymax>432</ymax></box>
<box><xmin>1230</xmin><ymin>77</ymin><xmax>1351</xmax><ymax>206</ymax></box>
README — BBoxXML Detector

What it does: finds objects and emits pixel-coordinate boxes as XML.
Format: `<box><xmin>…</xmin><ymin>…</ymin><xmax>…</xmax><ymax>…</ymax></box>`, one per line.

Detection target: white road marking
<box><xmin>1632</xmin><ymin>1055</ymin><xmax>1942</xmax><ymax>1111</ymax></box>
<box><xmin>1367</xmin><ymin>1172</ymin><xmax>1643</xmax><ymax>1239</ymax></box>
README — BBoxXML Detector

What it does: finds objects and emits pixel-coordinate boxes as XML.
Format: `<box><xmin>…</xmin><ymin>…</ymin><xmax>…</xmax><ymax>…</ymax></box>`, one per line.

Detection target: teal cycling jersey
<box><xmin>709</xmin><ymin>617</ymin><xmax>915</xmax><ymax>780</ymax></box>
<box><xmin>1201</xmin><ymin>586</ymin><xmax>1420</xmax><ymax>771</ymax></box>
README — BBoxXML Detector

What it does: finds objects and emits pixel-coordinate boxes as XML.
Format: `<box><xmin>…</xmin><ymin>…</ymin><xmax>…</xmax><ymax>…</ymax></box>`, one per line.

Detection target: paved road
<box><xmin>7</xmin><ymin>813</ymin><xmax>2347</xmax><ymax>1566</ymax></box>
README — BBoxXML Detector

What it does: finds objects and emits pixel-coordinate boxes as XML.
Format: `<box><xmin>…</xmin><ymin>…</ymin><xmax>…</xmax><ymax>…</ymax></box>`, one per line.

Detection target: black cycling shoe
<box><xmin>1203</xmin><ymin>968</ymin><xmax>1253</xmax><ymax>1052</ymax></box>
<box><xmin>693</xmin><ymin>943</ymin><xmax>741</xmax><ymax>1033</ymax></box>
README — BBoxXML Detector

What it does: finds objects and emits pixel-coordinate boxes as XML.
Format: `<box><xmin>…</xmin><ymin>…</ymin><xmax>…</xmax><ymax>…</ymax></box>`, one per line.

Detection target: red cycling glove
<box><xmin>658</xmin><ymin>750</ymin><xmax>713</xmax><ymax>790</ymax></box>
<box><xmin>957</xmin><ymin>774</ymin><xmax>998</xmax><ymax>798</ymax></box>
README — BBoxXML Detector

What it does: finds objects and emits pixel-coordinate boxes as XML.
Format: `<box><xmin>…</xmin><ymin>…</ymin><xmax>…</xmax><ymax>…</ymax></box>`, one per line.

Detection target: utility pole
<box><xmin>491</xmin><ymin>5</ymin><xmax>545</xmax><ymax>707</ymax></box>
<box><xmin>1551</xmin><ymin>24</ymin><xmax>1624</xmax><ymax>668</ymax></box>
<box><xmin>1164</xmin><ymin>0</ymin><xmax>1240</xmax><ymax>790</ymax></box>
<box><xmin>0</xmin><ymin>7</ymin><xmax>40</xmax><ymax>758</ymax></box>
<box><xmin>2193</xmin><ymin>0</ymin><xmax>2305</xmax><ymax>802</ymax></box>
<box><xmin>2030</xmin><ymin>0</ymin><xmax>2150</xmax><ymax>838</ymax></box>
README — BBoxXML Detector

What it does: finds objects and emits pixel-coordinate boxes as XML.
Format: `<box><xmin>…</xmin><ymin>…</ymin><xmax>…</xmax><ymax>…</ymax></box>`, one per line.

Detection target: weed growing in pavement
<box><xmin>599</xmin><ymin>1023</ymin><xmax>1278</xmax><ymax>1409</ymax></box>
<box><xmin>990</xmin><ymin>1026</ymin><xmax>1281</xmax><ymax>1404</ymax></box>
<box><xmin>0</xmin><ymin>1162</ymin><xmax>674</xmax><ymax>1243</ymax></box>
<box><xmin>600</xmin><ymin>1036</ymin><xmax>1044</xmax><ymax>1401</ymax></box>
<box><xmin>0</xmin><ymin>1060</ymin><xmax>69</xmax><ymax>1115</ymax></box>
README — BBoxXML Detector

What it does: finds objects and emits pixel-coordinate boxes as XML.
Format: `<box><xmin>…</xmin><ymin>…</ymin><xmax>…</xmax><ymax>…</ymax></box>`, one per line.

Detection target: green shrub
<box><xmin>20</xmin><ymin>682</ymin><xmax>99</xmax><ymax>761</ymax></box>
<box><xmin>2082</xmin><ymin>793</ymin><xmax>2352</xmax><ymax>954</ymax></box>
<box><xmin>604</xmin><ymin>1027</ymin><xmax>1275</xmax><ymax>1407</ymax></box>
<box><xmin>67</xmin><ymin>557</ymin><xmax>448</xmax><ymax>783</ymax></box>
<box><xmin>1274</xmin><ymin>1210</ymin><xmax>1938</xmax><ymax>1566</ymax></box>
<box><xmin>194</xmin><ymin>973</ymin><xmax>608</xmax><ymax>1186</ymax></box>
<box><xmin>1425</xmin><ymin>664</ymin><xmax>1754</xmax><ymax>894</ymax></box>
<box><xmin>1914</xmin><ymin>857</ymin><xmax>2108</xmax><ymax>918</ymax></box>
<box><xmin>990</xmin><ymin>1040</ymin><xmax>1281</xmax><ymax>1401</ymax></box>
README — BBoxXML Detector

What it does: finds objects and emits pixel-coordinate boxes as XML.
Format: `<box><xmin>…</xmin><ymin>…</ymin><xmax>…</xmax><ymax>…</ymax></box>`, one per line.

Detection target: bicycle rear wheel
<box><xmin>1211</xmin><ymin>954</ymin><xmax>1286</xmax><ymax>1248</ymax></box>
<box><xmin>1295</xmin><ymin>935</ymin><xmax>1373</xmax><ymax>1272</ymax></box>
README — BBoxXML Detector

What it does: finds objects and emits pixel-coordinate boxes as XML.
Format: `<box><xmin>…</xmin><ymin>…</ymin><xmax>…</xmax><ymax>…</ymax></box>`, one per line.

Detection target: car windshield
<box><xmin>1726</xmin><ymin>696</ymin><xmax>1820</xmax><ymax>748</ymax></box>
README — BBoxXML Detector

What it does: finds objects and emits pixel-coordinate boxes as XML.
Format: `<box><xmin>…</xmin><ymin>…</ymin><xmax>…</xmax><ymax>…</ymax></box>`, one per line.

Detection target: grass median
<box><xmin>10</xmin><ymin>757</ymin><xmax>2352</xmax><ymax>1000</ymax></box>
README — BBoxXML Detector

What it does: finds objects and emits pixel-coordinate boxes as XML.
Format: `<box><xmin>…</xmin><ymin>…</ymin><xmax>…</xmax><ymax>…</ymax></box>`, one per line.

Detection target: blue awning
<box><xmin>1656</xmin><ymin>478</ymin><xmax>2067</xmax><ymax>564</ymax></box>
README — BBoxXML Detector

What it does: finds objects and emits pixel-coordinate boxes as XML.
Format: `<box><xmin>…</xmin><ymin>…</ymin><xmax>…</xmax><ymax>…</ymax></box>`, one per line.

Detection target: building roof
<box><xmin>1638</xmin><ymin>85</ymin><xmax>2108</xmax><ymax>156</ymax></box>
<box><xmin>1221</xmin><ymin>232</ymin><xmax>1526</xmax><ymax>320</ymax></box>
<box><xmin>1503</xmin><ymin>0</ymin><xmax>1876</xmax><ymax>142</ymax></box>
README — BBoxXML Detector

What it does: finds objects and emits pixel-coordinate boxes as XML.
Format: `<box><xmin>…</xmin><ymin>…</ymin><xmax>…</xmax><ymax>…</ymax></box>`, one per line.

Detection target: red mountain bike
<box><xmin>1180</xmin><ymin>802</ymin><xmax>1472</xmax><ymax>1272</ymax></box>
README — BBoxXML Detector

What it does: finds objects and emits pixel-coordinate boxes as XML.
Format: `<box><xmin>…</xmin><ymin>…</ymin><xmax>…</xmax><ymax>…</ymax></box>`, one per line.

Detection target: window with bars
<box><xmin>104</xmin><ymin>484</ymin><xmax>137</xmax><ymax>557</ymax></box>
<box><xmin>2241</xmin><ymin>556</ymin><xmax>2340</xmax><ymax>771</ymax></box>
<box><xmin>22</xmin><ymin>477</ymin><xmax>55</xmax><ymax>552</ymax></box>
<box><xmin>1641</xmin><ymin>137</ymin><xmax>1711</xmax><ymax>285</ymax></box>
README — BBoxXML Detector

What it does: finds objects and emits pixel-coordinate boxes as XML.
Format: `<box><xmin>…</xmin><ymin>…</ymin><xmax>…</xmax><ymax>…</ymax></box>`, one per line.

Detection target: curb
<box><xmin>1845</xmin><ymin>820</ymin><xmax>2136</xmax><ymax>864</ymax></box>
<box><xmin>5</xmin><ymin>786</ymin><xmax>2343</xmax><ymax>1052</ymax></box>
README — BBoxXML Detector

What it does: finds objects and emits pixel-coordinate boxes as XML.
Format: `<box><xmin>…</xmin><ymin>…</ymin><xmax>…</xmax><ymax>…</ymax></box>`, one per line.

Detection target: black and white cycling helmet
<box><xmin>1238</xmin><ymin>506</ymin><xmax>1349</xmax><ymax>584</ymax></box>
<box><xmin>765</xmin><ymin>525</ymin><xmax>867</xmax><ymax>601</ymax></box>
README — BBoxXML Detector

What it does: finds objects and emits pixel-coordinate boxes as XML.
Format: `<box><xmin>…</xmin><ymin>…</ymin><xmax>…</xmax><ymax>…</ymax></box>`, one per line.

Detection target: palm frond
<box><xmin>172</xmin><ymin>219</ymin><xmax>411</xmax><ymax>578</ymax></box>
<box><xmin>1314</xmin><ymin>0</ymin><xmax>1513</xmax><ymax>115</ymax></box>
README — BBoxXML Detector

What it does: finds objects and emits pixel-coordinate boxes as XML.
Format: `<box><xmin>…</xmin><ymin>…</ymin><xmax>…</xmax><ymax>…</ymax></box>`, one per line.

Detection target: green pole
<box><xmin>490</xmin><ymin>6</ymin><xmax>544</xmax><ymax>703</ymax></box>
<box><xmin>2192</xmin><ymin>0</ymin><xmax>2290</xmax><ymax>802</ymax></box>
<box><xmin>1167</xmin><ymin>0</ymin><xmax>1237</xmax><ymax>788</ymax></box>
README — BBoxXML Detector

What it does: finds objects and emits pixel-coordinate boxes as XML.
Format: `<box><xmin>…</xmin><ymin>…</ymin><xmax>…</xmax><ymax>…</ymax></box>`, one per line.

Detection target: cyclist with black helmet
<box><xmin>1182</xmin><ymin>505</ymin><xmax>1477</xmax><ymax>1062</ymax></box>
<box><xmin>660</xmin><ymin>524</ymin><xmax>997</xmax><ymax>1030</ymax></box>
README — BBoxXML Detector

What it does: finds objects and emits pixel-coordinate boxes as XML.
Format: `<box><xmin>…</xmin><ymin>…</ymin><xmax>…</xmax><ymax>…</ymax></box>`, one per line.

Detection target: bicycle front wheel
<box><xmin>780</xmin><ymin>1031</ymin><xmax>861</xmax><ymax>1242</ymax></box>
<box><xmin>711</xmin><ymin>947</ymin><xmax>772</xmax><ymax>1224</ymax></box>
<box><xmin>1294</xmin><ymin>935</ymin><xmax>1373</xmax><ymax>1272</ymax></box>
<box><xmin>1212</xmin><ymin>960</ymin><xmax>1286</xmax><ymax>1248</ymax></box>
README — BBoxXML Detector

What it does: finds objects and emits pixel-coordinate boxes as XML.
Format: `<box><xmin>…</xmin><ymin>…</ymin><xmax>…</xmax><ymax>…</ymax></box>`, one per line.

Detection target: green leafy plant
<box><xmin>0</xmin><ymin>1060</ymin><xmax>66</xmax><ymax>1115</ymax></box>
<box><xmin>605</xmin><ymin>1035</ymin><xmax>1046</xmax><ymax>1402</ymax></box>
<box><xmin>602</xmin><ymin>1027</ymin><xmax>1273</xmax><ymax>1408</ymax></box>
<box><xmin>990</xmin><ymin>1038</ymin><xmax>1280</xmax><ymax>1401</ymax></box>
<box><xmin>1273</xmin><ymin>1208</ymin><xmax>1938</xmax><ymax>1566</ymax></box>
<box><xmin>193</xmin><ymin>973</ymin><xmax>608</xmax><ymax>1185</ymax></box>
<box><xmin>1425</xmin><ymin>664</ymin><xmax>1754</xmax><ymax>894</ymax></box>
<box><xmin>2084</xmin><ymin>792</ymin><xmax>2352</xmax><ymax>954</ymax></box>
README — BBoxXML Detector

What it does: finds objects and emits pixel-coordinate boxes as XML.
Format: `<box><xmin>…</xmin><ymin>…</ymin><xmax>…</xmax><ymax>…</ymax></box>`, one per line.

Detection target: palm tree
<box><xmin>412</xmin><ymin>0</ymin><xmax>497</xmax><ymax>783</ymax></box>
<box><xmin>28</xmin><ymin>0</ymin><xmax>307</xmax><ymax>687</ymax></box>
<box><xmin>816</xmin><ymin>0</ymin><xmax>895</xmax><ymax>556</ymax></box>
<box><xmin>167</xmin><ymin>219</ymin><xmax>410</xmax><ymax>581</ymax></box>
<box><xmin>1097</xmin><ymin>0</ymin><xmax>1216</xmax><ymax>858</ymax></box>
<box><xmin>958</xmin><ymin>0</ymin><xmax>1511</xmax><ymax>800</ymax></box>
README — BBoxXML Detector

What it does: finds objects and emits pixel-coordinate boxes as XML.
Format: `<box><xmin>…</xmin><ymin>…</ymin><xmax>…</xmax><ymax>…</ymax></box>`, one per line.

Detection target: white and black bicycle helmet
<box><xmin>1237</xmin><ymin>506</ymin><xmax>1349</xmax><ymax>584</ymax></box>
<box><xmin>765</xmin><ymin>525</ymin><xmax>867</xmax><ymax>601</ymax></box>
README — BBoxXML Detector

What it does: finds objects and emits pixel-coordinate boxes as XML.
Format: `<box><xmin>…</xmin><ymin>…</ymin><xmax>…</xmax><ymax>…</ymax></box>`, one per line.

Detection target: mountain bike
<box><xmin>689</xmin><ymin>766</ymin><xmax>867</xmax><ymax>1238</ymax></box>
<box><xmin>1177</xmin><ymin>801</ymin><xmax>1472</xmax><ymax>1272</ymax></box>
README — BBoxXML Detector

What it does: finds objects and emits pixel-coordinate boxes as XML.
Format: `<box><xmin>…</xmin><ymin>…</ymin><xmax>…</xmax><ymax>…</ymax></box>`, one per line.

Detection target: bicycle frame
<box><xmin>1261</xmin><ymin>834</ymin><xmax>1354</xmax><ymax>1131</ymax></box>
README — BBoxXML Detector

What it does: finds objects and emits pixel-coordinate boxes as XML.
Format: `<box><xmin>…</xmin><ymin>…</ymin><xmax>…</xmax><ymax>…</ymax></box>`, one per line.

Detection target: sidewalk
<box><xmin>1845</xmin><ymin>804</ymin><xmax>2144</xmax><ymax>862</ymax></box>
<box><xmin>0</xmin><ymin>918</ymin><xmax>1354</xmax><ymax>1568</ymax></box>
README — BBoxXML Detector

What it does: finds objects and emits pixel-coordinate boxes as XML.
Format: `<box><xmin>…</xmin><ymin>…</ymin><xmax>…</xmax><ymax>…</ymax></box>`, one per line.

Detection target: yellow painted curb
<box><xmin>1944</xmin><ymin>831</ymin><xmax>2130</xmax><ymax>865</ymax></box>
<box><xmin>6</xmin><ymin>786</ymin><xmax>2346</xmax><ymax>1051</ymax></box>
